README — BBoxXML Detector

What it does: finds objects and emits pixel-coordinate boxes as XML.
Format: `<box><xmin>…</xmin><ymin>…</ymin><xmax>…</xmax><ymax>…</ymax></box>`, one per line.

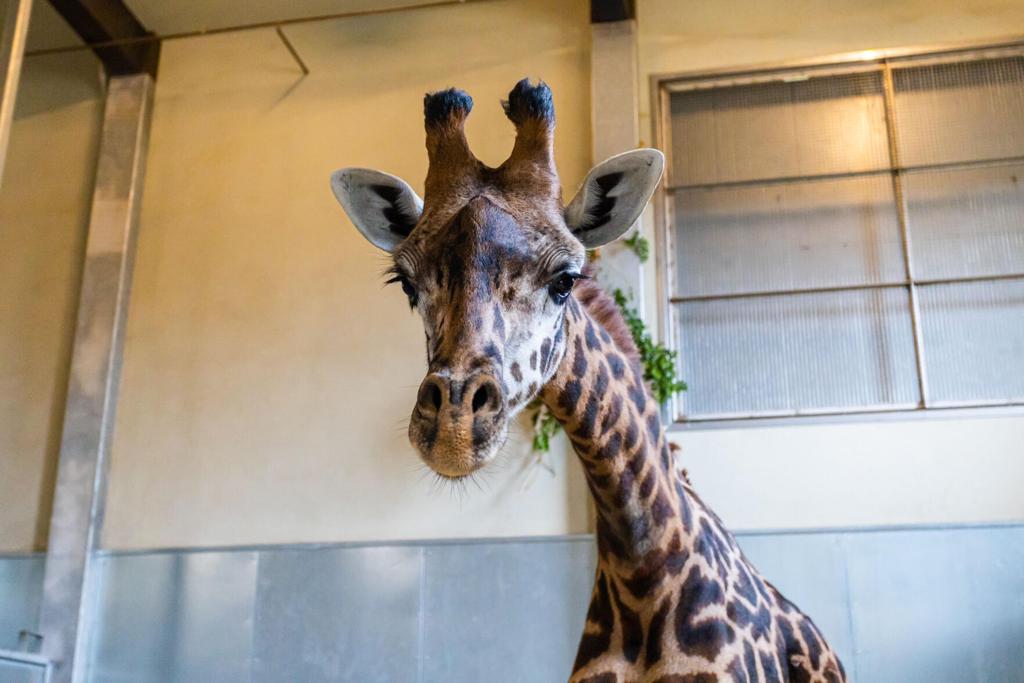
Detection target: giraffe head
<box><xmin>331</xmin><ymin>80</ymin><xmax>663</xmax><ymax>479</ymax></box>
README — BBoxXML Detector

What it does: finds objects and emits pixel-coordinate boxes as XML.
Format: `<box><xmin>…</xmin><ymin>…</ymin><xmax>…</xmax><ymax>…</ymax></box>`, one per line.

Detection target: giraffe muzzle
<box><xmin>409</xmin><ymin>371</ymin><xmax>507</xmax><ymax>477</ymax></box>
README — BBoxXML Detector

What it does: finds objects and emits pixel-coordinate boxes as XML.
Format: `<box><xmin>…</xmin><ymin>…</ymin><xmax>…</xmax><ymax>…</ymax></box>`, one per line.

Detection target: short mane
<box><xmin>574</xmin><ymin>265</ymin><xmax>640</xmax><ymax>365</ymax></box>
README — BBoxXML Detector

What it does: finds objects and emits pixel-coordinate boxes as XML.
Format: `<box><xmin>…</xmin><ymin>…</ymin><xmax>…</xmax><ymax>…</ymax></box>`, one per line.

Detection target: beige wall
<box><xmin>637</xmin><ymin>0</ymin><xmax>1024</xmax><ymax>531</ymax></box>
<box><xmin>103</xmin><ymin>0</ymin><xmax>593</xmax><ymax>549</ymax></box>
<box><xmin>0</xmin><ymin>52</ymin><xmax>104</xmax><ymax>552</ymax></box>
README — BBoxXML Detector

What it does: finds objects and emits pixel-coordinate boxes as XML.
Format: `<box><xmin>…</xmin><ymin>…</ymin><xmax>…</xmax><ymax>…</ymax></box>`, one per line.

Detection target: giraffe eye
<box><xmin>399</xmin><ymin>278</ymin><xmax>416</xmax><ymax>301</ymax></box>
<box><xmin>548</xmin><ymin>272</ymin><xmax>581</xmax><ymax>304</ymax></box>
<box><xmin>386</xmin><ymin>272</ymin><xmax>418</xmax><ymax>308</ymax></box>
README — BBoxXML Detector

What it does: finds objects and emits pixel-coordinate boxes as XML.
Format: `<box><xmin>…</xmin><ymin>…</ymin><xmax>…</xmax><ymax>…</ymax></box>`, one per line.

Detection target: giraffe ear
<box><xmin>330</xmin><ymin>168</ymin><xmax>423</xmax><ymax>252</ymax></box>
<box><xmin>564</xmin><ymin>149</ymin><xmax>665</xmax><ymax>249</ymax></box>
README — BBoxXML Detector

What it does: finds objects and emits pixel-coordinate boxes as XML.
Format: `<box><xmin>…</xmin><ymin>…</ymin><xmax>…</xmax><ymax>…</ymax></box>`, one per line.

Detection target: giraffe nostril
<box><xmin>469</xmin><ymin>377</ymin><xmax>500</xmax><ymax>415</ymax></box>
<box><xmin>417</xmin><ymin>375</ymin><xmax>446</xmax><ymax>415</ymax></box>
<box><xmin>471</xmin><ymin>385</ymin><xmax>489</xmax><ymax>413</ymax></box>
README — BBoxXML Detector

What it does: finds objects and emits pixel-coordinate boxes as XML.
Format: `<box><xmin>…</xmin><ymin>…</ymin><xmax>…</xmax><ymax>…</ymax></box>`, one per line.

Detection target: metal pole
<box><xmin>0</xmin><ymin>0</ymin><xmax>32</xmax><ymax>189</ymax></box>
<box><xmin>881</xmin><ymin>61</ymin><xmax>930</xmax><ymax>409</ymax></box>
<box><xmin>37</xmin><ymin>73</ymin><xmax>154</xmax><ymax>683</ymax></box>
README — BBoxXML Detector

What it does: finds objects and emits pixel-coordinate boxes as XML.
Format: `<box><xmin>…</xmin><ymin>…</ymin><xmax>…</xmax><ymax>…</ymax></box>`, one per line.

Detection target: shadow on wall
<box><xmin>15</xmin><ymin>53</ymin><xmax>104</xmax><ymax>120</ymax></box>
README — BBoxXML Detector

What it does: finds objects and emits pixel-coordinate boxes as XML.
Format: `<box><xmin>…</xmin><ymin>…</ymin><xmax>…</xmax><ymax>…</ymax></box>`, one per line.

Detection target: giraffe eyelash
<box><xmin>382</xmin><ymin>264</ymin><xmax>408</xmax><ymax>283</ymax></box>
<box><xmin>384</xmin><ymin>267</ymin><xmax>418</xmax><ymax>308</ymax></box>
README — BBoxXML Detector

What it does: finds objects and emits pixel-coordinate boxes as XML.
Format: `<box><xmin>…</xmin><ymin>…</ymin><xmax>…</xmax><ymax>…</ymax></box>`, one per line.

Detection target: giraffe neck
<box><xmin>540</xmin><ymin>297</ymin><xmax>691</xmax><ymax>575</ymax></box>
<box><xmin>541</xmin><ymin>297</ymin><xmax>849</xmax><ymax>683</ymax></box>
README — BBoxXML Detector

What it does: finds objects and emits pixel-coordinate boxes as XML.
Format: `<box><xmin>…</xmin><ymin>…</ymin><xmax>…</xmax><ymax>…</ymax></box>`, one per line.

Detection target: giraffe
<box><xmin>330</xmin><ymin>79</ymin><xmax>847</xmax><ymax>683</ymax></box>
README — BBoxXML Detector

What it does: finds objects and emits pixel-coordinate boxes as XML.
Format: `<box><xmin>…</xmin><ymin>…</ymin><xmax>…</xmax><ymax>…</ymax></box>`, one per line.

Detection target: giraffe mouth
<box><xmin>408</xmin><ymin>415</ymin><xmax>509</xmax><ymax>479</ymax></box>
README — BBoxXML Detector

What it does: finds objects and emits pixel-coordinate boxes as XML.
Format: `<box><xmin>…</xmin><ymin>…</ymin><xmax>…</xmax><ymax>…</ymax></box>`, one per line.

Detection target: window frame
<box><xmin>650</xmin><ymin>36</ymin><xmax>1024</xmax><ymax>428</ymax></box>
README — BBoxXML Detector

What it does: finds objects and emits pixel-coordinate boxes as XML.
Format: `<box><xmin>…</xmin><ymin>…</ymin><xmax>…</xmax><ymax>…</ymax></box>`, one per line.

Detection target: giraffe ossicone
<box><xmin>331</xmin><ymin>78</ymin><xmax>847</xmax><ymax>683</ymax></box>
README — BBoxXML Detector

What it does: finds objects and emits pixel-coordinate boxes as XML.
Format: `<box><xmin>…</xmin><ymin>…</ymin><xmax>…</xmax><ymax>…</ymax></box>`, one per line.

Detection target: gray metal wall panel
<box><xmin>0</xmin><ymin>659</ymin><xmax>48</xmax><ymax>683</ymax></box>
<box><xmin>421</xmin><ymin>538</ymin><xmax>595</xmax><ymax>683</ymax></box>
<box><xmin>252</xmin><ymin>545</ymin><xmax>421</xmax><ymax>683</ymax></box>
<box><xmin>0</xmin><ymin>525</ymin><xmax>1014</xmax><ymax>682</ymax></box>
<box><xmin>84</xmin><ymin>551</ymin><xmax>256</xmax><ymax>683</ymax></box>
<box><xmin>0</xmin><ymin>555</ymin><xmax>44</xmax><ymax>650</ymax></box>
<box><xmin>845</xmin><ymin>525</ymin><xmax>1024</xmax><ymax>683</ymax></box>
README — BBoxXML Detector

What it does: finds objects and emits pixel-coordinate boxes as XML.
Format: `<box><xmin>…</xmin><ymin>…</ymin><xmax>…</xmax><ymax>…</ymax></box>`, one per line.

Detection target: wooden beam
<box><xmin>591</xmin><ymin>0</ymin><xmax>635</xmax><ymax>23</ymax></box>
<box><xmin>47</xmin><ymin>0</ymin><xmax>159</xmax><ymax>75</ymax></box>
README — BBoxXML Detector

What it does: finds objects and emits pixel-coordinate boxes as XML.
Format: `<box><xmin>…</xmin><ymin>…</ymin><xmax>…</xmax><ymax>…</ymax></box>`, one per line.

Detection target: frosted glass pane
<box><xmin>673</xmin><ymin>175</ymin><xmax>905</xmax><ymax>297</ymax></box>
<box><xmin>919</xmin><ymin>279</ymin><xmax>1024</xmax><ymax>404</ymax></box>
<box><xmin>676</xmin><ymin>288</ymin><xmax>919</xmax><ymax>418</ymax></box>
<box><xmin>893</xmin><ymin>56</ymin><xmax>1024</xmax><ymax>166</ymax></box>
<box><xmin>670</xmin><ymin>71</ymin><xmax>889</xmax><ymax>185</ymax></box>
<box><xmin>904</xmin><ymin>163</ymin><xmax>1024</xmax><ymax>280</ymax></box>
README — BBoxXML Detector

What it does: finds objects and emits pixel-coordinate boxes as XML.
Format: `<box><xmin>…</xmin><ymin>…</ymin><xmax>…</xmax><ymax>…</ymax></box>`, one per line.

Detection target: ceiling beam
<box><xmin>591</xmin><ymin>0</ymin><xmax>635</xmax><ymax>23</ymax></box>
<box><xmin>47</xmin><ymin>0</ymin><xmax>159</xmax><ymax>76</ymax></box>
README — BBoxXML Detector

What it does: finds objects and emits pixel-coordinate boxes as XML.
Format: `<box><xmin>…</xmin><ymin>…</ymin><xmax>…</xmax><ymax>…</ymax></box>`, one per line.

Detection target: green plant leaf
<box><xmin>623</xmin><ymin>233</ymin><xmax>650</xmax><ymax>263</ymax></box>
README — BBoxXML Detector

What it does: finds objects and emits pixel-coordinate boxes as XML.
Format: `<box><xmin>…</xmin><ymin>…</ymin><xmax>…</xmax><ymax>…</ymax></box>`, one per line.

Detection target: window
<box><xmin>655</xmin><ymin>42</ymin><xmax>1024</xmax><ymax>422</ymax></box>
